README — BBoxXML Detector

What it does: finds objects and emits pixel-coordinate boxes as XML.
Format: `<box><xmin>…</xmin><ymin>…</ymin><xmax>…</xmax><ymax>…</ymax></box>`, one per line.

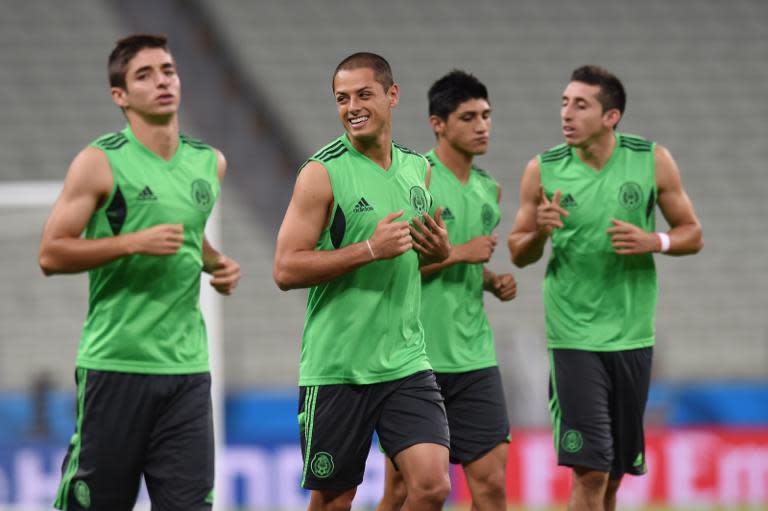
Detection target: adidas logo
<box><xmin>633</xmin><ymin>452</ymin><xmax>644</xmax><ymax>468</ymax></box>
<box><xmin>441</xmin><ymin>207</ymin><xmax>455</xmax><ymax>220</ymax></box>
<box><xmin>137</xmin><ymin>186</ymin><xmax>157</xmax><ymax>201</ymax></box>
<box><xmin>560</xmin><ymin>193</ymin><xmax>577</xmax><ymax>209</ymax></box>
<box><xmin>352</xmin><ymin>197</ymin><xmax>373</xmax><ymax>213</ymax></box>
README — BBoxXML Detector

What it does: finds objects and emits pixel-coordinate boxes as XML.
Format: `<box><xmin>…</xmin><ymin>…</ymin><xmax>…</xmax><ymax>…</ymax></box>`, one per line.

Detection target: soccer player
<box><xmin>273</xmin><ymin>52</ymin><xmax>452</xmax><ymax>511</ymax></box>
<box><xmin>377</xmin><ymin>70</ymin><xmax>516</xmax><ymax>511</ymax></box>
<box><xmin>38</xmin><ymin>34</ymin><xmax>240</xmax><ymax>511</ymax></box>
<box><xmin>508</xmin><ymin>65</ymin><xmax>703</xmax><ymax>511</ymax></box>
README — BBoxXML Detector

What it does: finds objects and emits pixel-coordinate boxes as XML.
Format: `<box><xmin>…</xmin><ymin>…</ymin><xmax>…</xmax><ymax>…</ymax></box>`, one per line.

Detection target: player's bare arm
<box><xmin>411</xmin><ymin>163</ymin><xmax>451</xmax><ymax>266</ymax></box>
<box><xmin>508</xmin><ymin>158</ymin><xmax>569</xmax><ymax>267</ymax></box>
<box><xmin>203</xmin><ymin>237</ymin><xmax>240</xmax><ymax>295</ymax></box>
<box><xmin>482</xmin><ymin>183</ymin><xmax>517</xmax><ymax>301</ymax></box>
<box><xmin>653</xmin><ymin>145</ymin><xmax>703</xmax><ymax>254</ymax></box>
<box><xmin>420</xmin><ymin>233</ymin><xmax>497</xmax><ymax>276</ymax></box>
<box><xmin>273</xmin><ymin>160</ymin><xmax>412</xmax><ymax>290</ymax></box>
<box><xmin>39</xmin><ymin>147</ymin><xmax>184</xmax><ymax>275</ymax></box>
<box><xmin>202</xmin><ymin>148</ymin><xmax>241</xmax><ymax>295</ymax></box>
<box><xmin>607</xmin><ymin>145</ymin><xmax>703</xmax><ymax>256</ymax></box>
<box><xmin>483</xmin><ymin>268</ymin><xmax>517</xmax><ymax>301</ymax></box>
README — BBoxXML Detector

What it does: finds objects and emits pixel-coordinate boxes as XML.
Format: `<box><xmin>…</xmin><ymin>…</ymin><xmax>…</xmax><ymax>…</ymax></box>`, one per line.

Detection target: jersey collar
<box><xmin>123</xmin><ymin>124</ymin><xmax>183</xmax><ymax>170</ymax></box>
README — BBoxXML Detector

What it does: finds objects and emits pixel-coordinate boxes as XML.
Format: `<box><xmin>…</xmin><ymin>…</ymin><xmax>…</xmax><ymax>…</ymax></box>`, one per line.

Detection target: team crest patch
<box><xmin>481</xmin><ymin>203</ymin><xmax>494</xmax><ymax>229</ymax></box>
<box><xmin>74</xmin><ymin>480</ymin><xmax>91</xmax><ymax>508</ymax></box>
<box><xmin>618</xmin><ymin>182</ymin><xmax>643</xmax><ymax>210</ymax></box>
<box><xmin>410</xmin><ymin>186</ymin><xmax>428</xmax><ymax>215</ymax></box>
<box><xmin>311</xmin><ymin>452</ymin><xmax>335</xmax><ymax>479</ymax></box>
<box><xmin>191</xmin><ymin>179</ymin><xmax>213</xmax><ymax>211</ymax></box>
<box><xmin>562</xmin><ymin>430</ymin><xmax>583</xmax><ymax>453</ymax></box>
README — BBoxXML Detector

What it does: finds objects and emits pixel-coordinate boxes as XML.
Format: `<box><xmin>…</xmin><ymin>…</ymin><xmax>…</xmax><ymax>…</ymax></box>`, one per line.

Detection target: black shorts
<box><xmin>435</xmin><ymin>366</ymin><xmax>510</xmax><ymax>465</ymax></box>
<box><xmin>298</xmin><ymin>370</ymin><xmax>449</xmax><ymax>490</ymax></box>
<box><xmin>548</xmin><ymin>348</ymin><xmax>652</xmax><ymax>479</ymax></box>
<box><xmin>54</xmin><ymin>368</ymin><xmax>214</xmax><ymax>511</ymax></box>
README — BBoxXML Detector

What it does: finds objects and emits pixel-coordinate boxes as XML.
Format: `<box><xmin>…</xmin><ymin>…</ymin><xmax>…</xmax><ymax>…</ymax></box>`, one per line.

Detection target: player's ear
<box><xmin>604</xmin><ymin>108</ymin><xmax>621</xmax><ymax>129</ymax></box>
<box><xmin>429</xmin><ymin>115</ymin><xmax>444</xmax><ymax>137</ymax></box>
<box><xmin>388</xmin><ymin>83</ymin><xmax>400</xmax><ymax>108</ymax></box>
<box><xmin>111</xmin><ymin>87</ymin><xmax>128</xmax><ymax>109</ymax></box>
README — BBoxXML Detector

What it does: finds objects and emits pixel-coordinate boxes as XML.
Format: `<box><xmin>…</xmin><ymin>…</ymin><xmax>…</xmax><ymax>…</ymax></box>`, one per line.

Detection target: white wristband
<box><xmin>656</xmin><ymin>232</ymin><xmax>671</xmax><ymax>253</ymax></box>
<box><xmin>365</xmin><ymin>239</ymin><xmax>376</xmax><ymax>260</ymax></box>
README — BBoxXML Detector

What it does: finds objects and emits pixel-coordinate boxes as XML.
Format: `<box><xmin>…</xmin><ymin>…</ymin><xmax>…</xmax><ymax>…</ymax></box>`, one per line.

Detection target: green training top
<box><xmin>299</xmin><ymin>134</ymin><xmax>433</xmax><ymax>386</ymax></box>
<box><xmin>421</xmin><ymin>150</ymin><xmax>501</xmax><ymax>372</ymax></box>
<box><xmin>77</xmin><ymin>125</ymin><xmax>220</xmax><ymax>374</ymax></box>
<box><xmin>539</xmin><ymin>132</ymin><xmax>657</xmax><ymax>351</ymax></box>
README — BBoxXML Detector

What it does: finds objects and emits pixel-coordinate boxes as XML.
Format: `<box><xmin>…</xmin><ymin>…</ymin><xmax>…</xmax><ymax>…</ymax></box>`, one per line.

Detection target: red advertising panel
<box><xmin>451</xmin><ymin>428</ymin><xmax>768</xmax><ymax>507</ymax></box>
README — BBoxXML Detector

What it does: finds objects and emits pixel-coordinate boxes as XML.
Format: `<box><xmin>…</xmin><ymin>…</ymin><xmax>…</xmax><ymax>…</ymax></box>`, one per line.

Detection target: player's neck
<box><xmin>434</xmin><ymin>142</ymin><xmax>473</xmax><ymax>184</ymax></box>
<box><xmin>574</xmin><ymin>130</ymin><xmax>616</xmax><ymax>171</ymax></box>
<box><xmin>349</xmin><ymin>131</ymin><xmax>392</xmax><ymax>170</ymax></box>
<box><xmin>127</xmin><ymin>113</ymin><xmax>180</xmax><ymax>161</ymax></box>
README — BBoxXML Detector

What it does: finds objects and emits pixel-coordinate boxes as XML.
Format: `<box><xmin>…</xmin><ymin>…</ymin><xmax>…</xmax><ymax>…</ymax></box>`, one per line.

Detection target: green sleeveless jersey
<box><xmin>77</xmin><ymin>125</ymin><xmax>220</xmax><ymax>374</ymax></box>
<box><xmin>299</xmin><ymin>134</ymin><xmax>433</xmax><ymax>386</ymax></box>
<box><xmin>539</xmin><ymin>133</ymin><xmax>657</xmax><ymax>351</ymax></box>
<box><xmin>421</xmin><ymin>150</ymin><xmax>500</xmax><ymax>372</ymax></box>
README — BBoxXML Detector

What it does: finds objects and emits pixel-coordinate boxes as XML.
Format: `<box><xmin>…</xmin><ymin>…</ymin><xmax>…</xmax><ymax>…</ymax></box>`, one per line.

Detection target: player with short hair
<box><xmin>377</xmin><ymin>70</ymin><xmax>515</xmax><ymax>511</ymax></box>
<box><xmin>39</xmin><ymin>34</ymin><xmax>240</xmax><ymax>511</ymax></box>
<box><xmin>273</xmin><ymin>52</ymin><xmax>452</xmax><ymax>511</ymax></box>
<box><xmin>508</xmin><ymin>65</ymin><xmax>702</xmax><ymax>511</ymax></box>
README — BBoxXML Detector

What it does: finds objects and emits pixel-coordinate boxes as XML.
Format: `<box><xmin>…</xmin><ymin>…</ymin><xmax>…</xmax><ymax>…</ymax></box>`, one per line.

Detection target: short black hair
<box><xmin>108</xmin><ymin>34</ymin><xmax>170</xmax><ymax>89</ymax></box>
<box><xmin>428</xmin><ymin>70</ymin><xmax>489</xmax><ymax>120</ymax></box>
<box><xmin>333</xmin><ymin>52</ymin><xmax>394</xmax><ymax>92</ymax></box>
<box><xmin>570</xmin><ymin>65</ymin><xmax>626</xmax><ymax>115</ymax></box>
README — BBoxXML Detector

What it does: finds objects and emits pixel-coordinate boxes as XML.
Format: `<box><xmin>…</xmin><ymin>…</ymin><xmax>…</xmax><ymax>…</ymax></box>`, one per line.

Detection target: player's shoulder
<box><xmin>393</xmin><ymin>141</ymin><xmax>421</xmax><ymax>158</ymax></box>
<box><xmin>91</xmin><ymin>130</ymin><xmax>130</xmax><ymax>152</ymax></box>
<box><xmin>73</xmin><ymin>144</ymin><xmax>112</xmax><ymax>169</ymax></box>
<box><xmin>472</xmin><ymin>164</ymin><xmax>495</xmax><ymax>181</ymax></box>
<box><xmin>394</xmin><ymin>141</ymin><xmax>429</xmax><ymax>174</ymax></box>
<box><xmin>395</xmin><ymin>141</ymin><xmax>428</xmax><ymax>166</ymax></box>
<box><xmin>180</xmin><ymin>133</ymin><xmax>215</xmax><ymax>152</ymax></box>
<box><xmin>471</xmin><ymin>164</ymin><xmax>498</xmax><ymax>188</ymax></box>
<box><xmin>617</xmin><ymin>132</ymin><xmax>655</xmax><ymax>152</ymax></box>
<box><xmin>298</xmin><ymin>137</ymin><xmax>347</xmax><ymax>175</ymax></box>
<box><xmin>307</xmin><ymin>136</ymin><xmax>349</xmax><ymax>164</ymax></box>
<box><xmin>63</xmin><ymin>145</ymin><xmax>113</xmax><ymax>196</ymax></box>
<box><xmin>538</xmin><ymin>142</ymin><xmax>571</xmax><ymax>163</ymax></box>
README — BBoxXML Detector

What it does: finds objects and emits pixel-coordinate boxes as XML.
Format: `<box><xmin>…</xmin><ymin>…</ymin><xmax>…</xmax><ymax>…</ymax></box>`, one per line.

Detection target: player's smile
<box><xmin>348</xmin><ymin>114</ymin><xmax>370</xmax><ymax>130</ymax></box>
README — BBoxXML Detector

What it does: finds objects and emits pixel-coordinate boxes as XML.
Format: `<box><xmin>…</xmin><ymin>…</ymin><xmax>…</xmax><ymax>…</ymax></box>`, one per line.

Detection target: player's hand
<box><xmin>489</xmin><ymin>272</ymin><xmax>517</xmax><ymax>301</ymax></box>
<box><xmin>607</xmin><ymin>219</ymin><xmax>660</xmax><ymax>255</ymax></box>
<box><xmin>453</xmin><ymin>234</ymin><xmax>497</xmax><ymax>264</ymax></box>
<box><xmin>368</xmin><ymin>211</ymin><xmax>412</xmax><ymax>260</ymax></box>
<box><xmin>411</xmin><ymin>208</ymin><xmax>451</xmax><ymax>264</ymax></box>
<box><xmin>537</xmin><ymin>186</ymin><xmax>569</xmax><ymax>237</ymax></box>
<box><xmin>207</xmin><ymin>254</ymin><xmax>241</xmax><ymax>295</ymax></box>
<box><xmin>129</xmin><ymin>224</ymin><xmax>184</xmax><ymax>255</ymax></box>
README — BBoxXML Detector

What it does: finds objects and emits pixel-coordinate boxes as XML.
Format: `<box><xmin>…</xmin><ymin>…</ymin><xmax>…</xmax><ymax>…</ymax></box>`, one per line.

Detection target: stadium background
<box><xmin>0</xmin><ymin>0</ymin><xmax>766</xmax><ymax>509</ymax></box>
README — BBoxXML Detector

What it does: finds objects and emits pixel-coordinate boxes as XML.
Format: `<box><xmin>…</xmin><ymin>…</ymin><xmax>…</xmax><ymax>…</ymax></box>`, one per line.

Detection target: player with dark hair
<box><xmin>508</xmin><ymin>64</ymin><xmax>702</xmax><ymax>511</ymax></box>
<box><xmin>39</xmin><ymin>34</ymin><xmax>240</xmax><ymax>510</ymax></box>
<box><xmin>377</xmin><ymin>70</ymin><xmax>515</xmax><ymax>511</ymax></box>
<box><xmin>273</xmin><ymin>52</ymin><xmax>452</xmax><ymax>511</ymax></box>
